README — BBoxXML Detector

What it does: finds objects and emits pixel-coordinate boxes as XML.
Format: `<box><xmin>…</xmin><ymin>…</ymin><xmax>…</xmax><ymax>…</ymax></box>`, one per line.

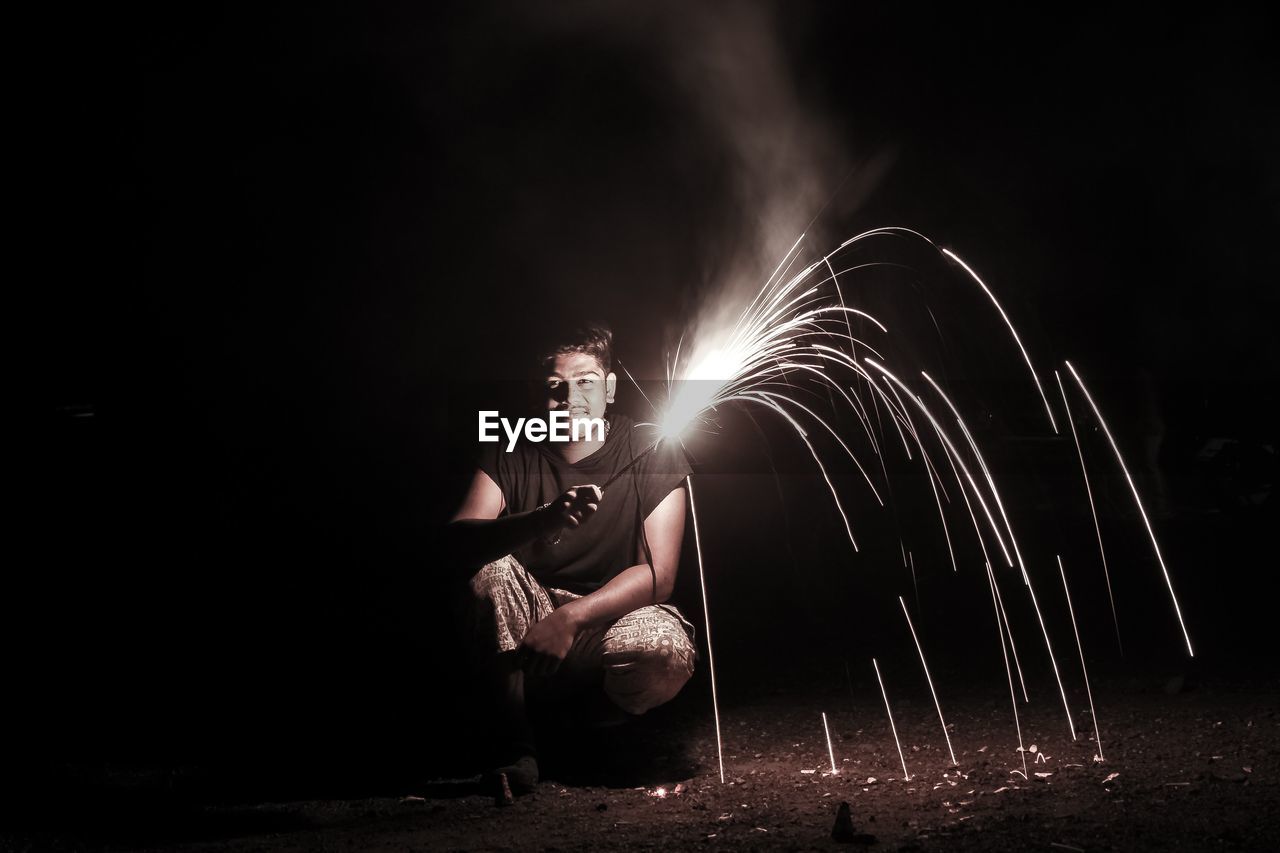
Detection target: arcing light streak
<box><xmin>862</xmin><ymin>360</ymin><xmax>1014</xmax><ymax>568</ymax></box>
<box><xmin>687</xmin><ymin>476</ymin><xmax>725</xmax><ymax>783</ymax></box>
<box><xmin>834</xmin><ymin>226</ymin><xmax>1058</xmax><ymax>433</ymax></box>
<box><xmin>986</xmin><ymin>561</ymin><xmax>1029</xmax><ymax>780</ymax></box>
<box><xmin>1059</xmin><ymin>556</ymin><xmax>1104</xmax><ymax>761</ymax></box>
<box><xmin>1064</xmin><ymin>360</ymin><xmax>1194</xmax><ymax>658</ymax></box>
<box><xmin>872</xmin><ymin>657</ymin><xmax>911</xmax><ymax>781</ymax></box>
<box><xmin>614</xmin><ymin>227</ymin><xmax>1187</xmax><ymax>789</ymax></box>
<box><xmin>916</xmin><ymin>370</ymin><xmax>1076</xmax><ymax>736</ymax></box>
<box><xmin>1055</xmin><ymin>369</ymin><xmax>1123</xmax><ymax>655</ymax></box>
<box><xmin>989</xmin><ymin>559</ymin><xmax>1030</xmax><ymax>703</ymax></box>
<box><xmin>899</xmin><ymin>596</ymin><xmax>958</xmax><ymax>765</ymax></box>
<box><xmin>940</xmin><ymin>248</ymin><xmax>1058</xmax><ymax>434</ymax></box>
<box><xmin>822</xmin><ymin>711</ymin><xmax>838</xmax><ymax>774</ymax></box>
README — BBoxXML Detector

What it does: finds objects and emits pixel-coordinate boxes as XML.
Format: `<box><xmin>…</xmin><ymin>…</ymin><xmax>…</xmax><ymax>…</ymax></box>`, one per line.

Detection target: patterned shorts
<box><xmin>467</xmin><ymin>555</ymin><xmax>698</xmax><ymax>715</ymax></box>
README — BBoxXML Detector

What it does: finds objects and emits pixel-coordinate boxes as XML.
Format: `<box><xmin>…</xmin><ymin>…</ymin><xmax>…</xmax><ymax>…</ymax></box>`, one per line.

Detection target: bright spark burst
<box><xmin>622</xmin><ymin>227</ymin><xmax>1194</xmax><ymax>785</ymax></box>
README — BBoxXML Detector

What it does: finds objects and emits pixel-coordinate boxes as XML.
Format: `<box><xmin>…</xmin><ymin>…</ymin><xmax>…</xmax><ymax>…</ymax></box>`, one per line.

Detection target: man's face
<box><xmin>545</xmin><ymin>351</ymin><xmax>616</xmax><ymax>435</ymax></box>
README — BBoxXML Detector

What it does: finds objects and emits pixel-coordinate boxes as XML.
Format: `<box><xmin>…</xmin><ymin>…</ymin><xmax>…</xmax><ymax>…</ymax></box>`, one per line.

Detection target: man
<box><xmin>447</xmin><ymin>324</ymin><xmax>697</xmax><ymax>794</ymax></box>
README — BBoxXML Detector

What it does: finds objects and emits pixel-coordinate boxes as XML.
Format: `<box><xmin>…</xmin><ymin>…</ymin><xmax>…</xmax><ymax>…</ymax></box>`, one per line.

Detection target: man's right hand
<box><xmin>542</xmin><ymin>485</ymin><xmax>603</xmax><ymax>534</ymax></box>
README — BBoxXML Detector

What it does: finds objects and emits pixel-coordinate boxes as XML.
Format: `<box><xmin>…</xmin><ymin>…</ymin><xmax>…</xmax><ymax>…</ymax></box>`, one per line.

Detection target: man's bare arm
<box><xmin>444</xmin><ymin>469</ymin><xmax>601</xmax><ymax>575</ymax></box>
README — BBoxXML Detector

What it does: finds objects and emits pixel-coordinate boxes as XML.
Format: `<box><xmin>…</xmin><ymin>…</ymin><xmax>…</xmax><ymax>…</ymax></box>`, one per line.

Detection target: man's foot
<box><xmin>484</xmin><ymin>753</ymin><xmax>539</xmax><ymax>796</ymax></box>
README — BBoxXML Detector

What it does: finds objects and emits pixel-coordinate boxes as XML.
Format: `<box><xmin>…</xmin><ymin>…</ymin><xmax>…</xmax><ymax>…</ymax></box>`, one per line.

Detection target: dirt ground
<box><xmin>12</xmin><ymin>672</ymin><xmax>1277</xmax><ymax>852</ymax></box>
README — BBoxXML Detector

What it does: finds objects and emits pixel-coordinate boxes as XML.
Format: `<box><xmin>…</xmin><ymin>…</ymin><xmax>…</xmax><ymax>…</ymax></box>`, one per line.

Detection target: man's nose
<box><xmin>549</xmin><ymin>383</ymin><xmax>569</xmax><ymax>406</ymax></box>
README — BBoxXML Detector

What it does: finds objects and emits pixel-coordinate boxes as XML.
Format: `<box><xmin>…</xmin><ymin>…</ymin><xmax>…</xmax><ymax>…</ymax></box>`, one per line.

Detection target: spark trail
<box><xmin>873</xmin><ymin>657</ymin><xmax>910</xmax><ymax>781</ymax></box>
<box><xmin>1055</xmin><ymin>369</ymin><xmax>1123</xmax><ymax>654</ymax></box>
<box><xmin>1059</xmin><ymin>556</ymin><xmax>1104</xmax><ymax>760</ymax></box>
<box><xmin>1064</xmin><ymin>360</ymin><xmax>1193</xmax><ymax>657</ymax></box>
<box><xmin>603</xmin><ymin>227</ymin><xmax>1192</xmax><ymax>783</ymax></box>
<box><xmin>900</xmin><ymin>596</ymin><xmax>958</xmax><ymax>765</ymax></box>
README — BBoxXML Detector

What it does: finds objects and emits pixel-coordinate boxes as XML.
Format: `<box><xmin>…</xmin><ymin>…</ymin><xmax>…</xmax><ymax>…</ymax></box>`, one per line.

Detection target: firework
<box><xmin>609</xmin><ymin>227</ymin><xmax>1191</xmax><ymax>786</ymax></box>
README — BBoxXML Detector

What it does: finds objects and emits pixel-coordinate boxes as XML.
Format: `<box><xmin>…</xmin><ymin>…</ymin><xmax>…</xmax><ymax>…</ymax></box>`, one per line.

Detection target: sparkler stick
<box><xmin>599</xmin><ymin>438</ymin><xmax>662</xmax><ymax>491</ymax></box>
<box><xmin>987</xmin><ymin>561</ymin><xmax>1029</xmax><ymax>780</ymax></box>
<box><xmin>899</xmin><ymin>596</ymin><xmax>958</xmax><ymax>766</ymax></box>
<box><xmin>1055</xmin><ymin>370</ymin><xmax>1123</xmax><ymax>655</ymax></box>
<box><xmin>1064</xmin><ymin>360</ymin><xmax>1193</xmax><ymax>658</ymax></box>
<box><xmin>1059</xmin><ymin>556</ymin><xmax>1104</xmax><ymax>761</ymax></box>
<box><xmin>686</xmin><ymin>475</ymin><xmax>726</xmax><ymax>784</ymax></box>
<box><xmin>822</xmin><ymin>711</ymin><xmax>838</xmax><ymax>774</ymax></box>
<box><xmin>872</xmin><ymin>657</ymin><xmax>910</xmax><ymax>781</ymax></box>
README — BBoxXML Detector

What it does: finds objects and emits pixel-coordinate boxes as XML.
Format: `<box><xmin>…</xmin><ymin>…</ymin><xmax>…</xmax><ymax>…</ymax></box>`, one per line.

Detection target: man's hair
<box><xmin>540</xmin><ymin>322</ymin><xmax>613</xmax><ymax>375</ymax></box>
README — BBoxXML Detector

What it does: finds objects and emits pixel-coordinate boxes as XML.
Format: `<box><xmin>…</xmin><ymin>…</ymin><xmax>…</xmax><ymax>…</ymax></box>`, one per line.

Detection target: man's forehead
<box><xmin>548</xmin><ymin>352</ymin><xmax>604</xmax><ymax>377</ymax></box>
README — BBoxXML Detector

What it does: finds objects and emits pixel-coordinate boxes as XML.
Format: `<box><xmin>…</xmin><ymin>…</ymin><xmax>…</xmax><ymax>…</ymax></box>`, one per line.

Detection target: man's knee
<box><xmin>468</xmin><ymin>555</ymin><xmax>520</xmax><ymax>604</ymax></box>
<box><xmin>603</xmin><ymin>634</ymin><xmax>696</xmax><ymax>715</ymax></box>
<box><xmin>464</xmin><ymin>556</ymin><xmax>537</xmax><ymax>655</ymax></box>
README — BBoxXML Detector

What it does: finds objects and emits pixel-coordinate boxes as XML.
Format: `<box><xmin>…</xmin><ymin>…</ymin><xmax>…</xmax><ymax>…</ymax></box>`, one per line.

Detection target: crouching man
<box><xmin>446</xmin><ymin>324</ymin><xmax>697</xmax><ymax>794</ymax></box>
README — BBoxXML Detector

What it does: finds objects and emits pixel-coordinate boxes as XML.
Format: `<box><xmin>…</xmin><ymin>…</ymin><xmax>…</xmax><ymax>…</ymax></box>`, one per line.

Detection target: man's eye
<box><xmin>577</xmin><ymin>379</ymin><xmax>594</xmax><ymax>387</ymax></box>
<box><xmin>547</xmin><ymin>381</ymin><xmax>562</xmax><ymax>390</ymax></box>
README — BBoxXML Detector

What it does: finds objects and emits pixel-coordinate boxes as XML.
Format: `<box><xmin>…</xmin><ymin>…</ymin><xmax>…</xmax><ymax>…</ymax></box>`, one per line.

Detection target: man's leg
<box><xmin>558</xmin><ymin>595</ymin><xmax>698</xmax><ymax>716</ymax></box>
<box><xmin>467</xmin><ymin>555</ymin><xmax>557</xmax><ymax>791</ymax></box>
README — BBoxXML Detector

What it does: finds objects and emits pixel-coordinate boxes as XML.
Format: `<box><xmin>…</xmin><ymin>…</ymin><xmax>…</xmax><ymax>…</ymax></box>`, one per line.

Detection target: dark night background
<box><xmin>18</xmin><ymin>0</ymin><xmax>1278</xmax><ymax>828</ymax></box>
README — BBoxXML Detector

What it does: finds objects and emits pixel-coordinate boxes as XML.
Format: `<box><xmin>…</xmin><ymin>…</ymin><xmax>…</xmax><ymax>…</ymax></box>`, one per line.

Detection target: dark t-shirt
<box><xmin>478</xmin><ymin>414</ymin><xmax>692</xmax><ymax>594</ymax></box>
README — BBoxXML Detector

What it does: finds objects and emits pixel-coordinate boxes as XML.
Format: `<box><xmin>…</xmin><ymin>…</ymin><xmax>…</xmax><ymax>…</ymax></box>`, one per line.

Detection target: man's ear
<box><xmin>605</xmin><ymin>371</ymin><xmax>617</xmax><ymax>404</ymax></box>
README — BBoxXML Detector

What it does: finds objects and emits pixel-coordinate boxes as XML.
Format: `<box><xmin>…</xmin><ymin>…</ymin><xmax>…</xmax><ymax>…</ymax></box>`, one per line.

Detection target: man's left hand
<box><xmin>518</xmin><ymin>607</ymin><xmax>581</xmax><ymax>676</ymax></box>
